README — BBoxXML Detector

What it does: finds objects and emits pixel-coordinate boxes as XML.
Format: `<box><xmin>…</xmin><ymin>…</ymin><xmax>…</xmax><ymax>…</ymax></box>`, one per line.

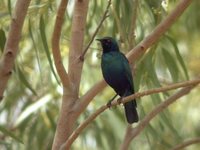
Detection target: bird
<box><xmin>96</xmin><ymin>37</ymin><xmax>139</xmax><ymax>124</ymax></box>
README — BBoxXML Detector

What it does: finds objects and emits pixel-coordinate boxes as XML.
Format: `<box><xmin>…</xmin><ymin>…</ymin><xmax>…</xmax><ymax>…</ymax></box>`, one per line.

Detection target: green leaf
<box><xmin>28</xmin><ymin>20</ymin><xmax>42</xmax><ymax>78</ymax></box>
<box><xmin>39</xmin><ymin>15</ymin><xmax>60</xmax><ymax>84</ymax></box>
<box><xmin>15</xmin><ymin>94</ymin><xmax>51</xmax><ymax>126</ymax></box>
<box><xmin>144</xmin><ymin>49</ymin><xmax>161</xmax><ymax>87</ymax></box>
<box><xmin>150</xmin><ymin>94</ymin><xmax>182</xmax><ymax>141</ymax></box>
<box><xmin>45</xmin><ymin>110</ymin><xmax>56</xmax><ymax>130</ymax></box>
<box><xmin>165</xmin><ymin>35</ymin><xmax>189</xmax><ymax>80</ymax></box>
<box><xmin>7</xmin><ymin>0</ymin><xmax>12</xmax><ymax>16</ymax></box>
<box><xmin>0</xmin><ymin>29</ymin><xmax>6</xmax><ymax>52</ymax></box>
<box><xmin>16</xmin><ymin>66</ymin><xmax>37</xmax><ymax>96</ymax></box>
<box><xmin>0</xmin><ymin>125</ymin><xmax>23</xmax><ymax>144</ymax></box>
<box><xmin>162</xmin><ymin>48</ymin><xmax>179</xmax><ymax>82</ymax></box>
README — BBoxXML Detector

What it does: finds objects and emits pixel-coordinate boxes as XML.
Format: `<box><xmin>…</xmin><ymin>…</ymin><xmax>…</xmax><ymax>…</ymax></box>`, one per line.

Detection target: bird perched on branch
<box><xmin>96</xmin><ymin>37</ymin><xmax>139</xmax><ymax>124</ymax></box>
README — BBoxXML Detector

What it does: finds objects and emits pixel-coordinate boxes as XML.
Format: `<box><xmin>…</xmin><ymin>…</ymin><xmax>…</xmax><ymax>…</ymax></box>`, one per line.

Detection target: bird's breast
<box><xmin>101</xmin><ymin>53</ymin><xmax>127</xmax><ymax>93</ymax></box>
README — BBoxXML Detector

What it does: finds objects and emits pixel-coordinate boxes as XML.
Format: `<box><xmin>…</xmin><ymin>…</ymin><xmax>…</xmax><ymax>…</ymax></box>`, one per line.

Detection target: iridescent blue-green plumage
<box><xmin>97</xmin><ymin>37</ymin><xmax>139</xmax><ymax>124</ymax></box>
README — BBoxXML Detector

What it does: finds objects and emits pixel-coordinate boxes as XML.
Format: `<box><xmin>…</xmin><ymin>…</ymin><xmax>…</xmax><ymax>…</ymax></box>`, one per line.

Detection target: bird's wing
<box><xmin>120</xmin><ymin>53</ymin><xmax>134</xmax><ymax>92</ymax></box>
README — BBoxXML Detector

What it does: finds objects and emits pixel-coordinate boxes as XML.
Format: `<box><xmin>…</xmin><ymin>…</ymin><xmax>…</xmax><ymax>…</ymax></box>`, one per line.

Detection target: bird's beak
<box><xmin>96</xmin><ymin>38</ymin><xmax>102</xmax><ymax>42</ymax></box>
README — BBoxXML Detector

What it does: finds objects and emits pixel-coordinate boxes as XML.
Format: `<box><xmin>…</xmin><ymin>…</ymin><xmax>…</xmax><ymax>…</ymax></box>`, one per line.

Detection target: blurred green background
<box><xmin>0</xmin><ymin>0</ymin><xmax>200</xmax><ymax>149</ymax></box>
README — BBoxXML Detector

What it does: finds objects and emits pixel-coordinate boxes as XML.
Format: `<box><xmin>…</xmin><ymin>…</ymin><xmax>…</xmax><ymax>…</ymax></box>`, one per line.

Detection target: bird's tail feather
<box><xmin>124</xmin><ymin>100</ymin><xmax>139</xmax><ymax>124</ymax></box>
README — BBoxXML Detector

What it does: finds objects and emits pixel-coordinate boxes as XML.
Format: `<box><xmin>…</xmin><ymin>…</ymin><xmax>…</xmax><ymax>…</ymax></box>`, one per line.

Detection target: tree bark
<box><xmin>0</xmin><ymin>0</ymin><xmax>31</xmax><ymax>101</ymax></box>
<box><xmin>52</xmin><ymin>0</ymin><xmax>89</xmax><ymax>149</ymax></box>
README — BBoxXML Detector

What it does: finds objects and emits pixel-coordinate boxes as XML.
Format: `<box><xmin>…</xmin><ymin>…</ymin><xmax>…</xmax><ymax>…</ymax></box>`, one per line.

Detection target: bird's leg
<box><xmin>107</xmin><ymin>94</ymin><xmax>118</xmax><ymax>108</ymax></box>
<box><xmin>117</xmin><ymin>89</ymin><xmax>129</xmax><ymax>104</ymax></box>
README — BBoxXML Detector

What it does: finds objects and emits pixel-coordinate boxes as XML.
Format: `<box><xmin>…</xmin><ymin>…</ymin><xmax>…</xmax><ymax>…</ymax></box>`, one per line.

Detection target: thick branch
<box><xmin>78</xmin><ymin>0</ymin><xmax>193</xmax><ymax>114</ymax></box>
<box><xmin>52</xmin><ymin>0</ymin><xmax>89</xmax><ymax>149</ymax></box>
<box><xmin>171</xmin><ymin>137</ymin><xmax>200</xmax><ymax>150</ymax></box>
<box><xmin>63</xmin><ymin>78</ymin><xmax>200</xmax><ymax>148</ymax></box>
<box><xmin>0</xmin><ymin>0</ymin><xmax>31</xmax><ymax>101</ymax></box>
<box><xmin>68</xmin><ymin>0</ymin><xmax>89</xmax><ymax>98</ymax></box>
<box><xmin>52</xmin><ymin>0</ymin><xmax>71</xmax><ymax>89</ymax></box>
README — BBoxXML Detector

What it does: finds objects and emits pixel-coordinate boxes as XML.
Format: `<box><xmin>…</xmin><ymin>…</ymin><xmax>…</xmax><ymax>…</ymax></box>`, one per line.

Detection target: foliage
<box><xmin>0</xmin><ymin>0</ymin><xmax>200</xmax><ymax>150</ymax></box>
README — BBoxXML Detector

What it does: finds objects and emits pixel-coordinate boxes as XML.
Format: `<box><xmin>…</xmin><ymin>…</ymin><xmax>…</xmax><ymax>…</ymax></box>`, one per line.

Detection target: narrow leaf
<box><xmin>162</xmin><ymin>48</ymin><xmax>179</xmax><ymax>82</ymax></box>
<box><xmin>0</xmin><ymin>29</ymin><xmax>6</xmax><ymax>52</ymax></box>
<box><xmin>16</xmin><ymin>67</ymin><xmax>37</xmax><ymax>96</ymax></box>
<box><xmin>28</xmin><ymin>20</ymin><xmax>42</xmax><ymax>78</ymax></box>
<box><xmin>0</xmin><ymin>125</ymin><xmax>23</xmax><ymax>144</ymax></box>
<box><xmin>165</xmin><ymin>35</ymin><xmax>189</xmax><ymax>80</ymax></box>
<box><xmin>39</xmin><ymin>15</ymin><xmax>60</xmax><ymax>84</ymax></box>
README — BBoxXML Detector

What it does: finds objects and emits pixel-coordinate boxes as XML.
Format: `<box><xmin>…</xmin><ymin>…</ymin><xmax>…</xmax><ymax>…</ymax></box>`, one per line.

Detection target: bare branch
<box><xmin>62</xmin><ymin>78</ymin><xmax>200</xmax><ymax>149</ymax></box>
<box><xmin>68</xmin><ymin>0</ymin><xmax>89</xmax><ymax>98</ymax></box>
<box><xmin>127</xmin><ymin>0</ymin><xmax>193</xmax><ymax>62</ymax></box>
<box><xmin>0</xmin><ymin>0</ymin><xmax>31</xmax><ymax>101</ymax></box>
<box><xmin>52</xmin><ymin>0</ymin><xmax>71</xmax><ymax>89</ymax></box>
<box><xmin>52</xmin><ymin>0</ymin><xmax>90</xmax><ymax>149</ymax></box>
<box><xmin>171</xmin><ymin>137</ymin><xmax>200</xmax><ymax>150</ymax></box>
<box><xmin>78</xmin><ymin>0</ymin><xmax>193</xmax><ymax>115</ymax></box>
<box><xmin>80</xmin><ymin>0</ymin><xmax>112</xmax><ymax>61</ymax></box>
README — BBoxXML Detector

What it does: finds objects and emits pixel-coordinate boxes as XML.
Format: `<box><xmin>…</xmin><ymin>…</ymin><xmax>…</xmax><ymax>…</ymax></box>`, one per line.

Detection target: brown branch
<box><xmin>0</xmin><ymin>0</ymin><xmax>31</xmax><ymax>101</ymax></box>
<box><xmin>171</xmin><ymin>137</ymin><xmax>200</xmax><ymax>150</ymax></box>
<box><xmin>51</xmin><ymin>0</ymin><xmax>71</xmax><ymax>89</ymax></box>
<box><xmin>68</xmin><ymin>0</ymin><xmax>89</xmax><ymax>98</ymax></box>
<box><xmin>52</xmin><ymin>0</ymin><xmax>90</xmax><ymax>149</ymax></box>
<box><xmin>78</xmin><ymin>0</ymin><xmax>193</xmax><ymax>116</ymax></box>
<box><xmin>127</xmin><ymin>0</ymin><xmax>193</xmax><ymax>62</ymax></box>
<box><xmin>120</xmin><ymin>86</ymin><xmax>196</xmax><ymax>150</ymax></box>
<box><xmin>62</xmin><ymin>78</ymin><xmax>200</xmax><ymax>149</ymax></box>
<box><xmin>80</xmin><ymin>0</ymin><xmax>112</xmax><ymax>61</ymax></box>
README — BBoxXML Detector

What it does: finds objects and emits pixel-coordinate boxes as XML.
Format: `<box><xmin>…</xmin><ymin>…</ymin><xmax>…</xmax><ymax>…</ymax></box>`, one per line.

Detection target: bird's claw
<box><xmin>106</xmin><ymin>100</ymin><xmax>112</xmax><ymax>108</ymax></box>
<box><xmin>117</xmin><ymin>97</ymin><xmax>122</xmax><ymax>105</ymax></box>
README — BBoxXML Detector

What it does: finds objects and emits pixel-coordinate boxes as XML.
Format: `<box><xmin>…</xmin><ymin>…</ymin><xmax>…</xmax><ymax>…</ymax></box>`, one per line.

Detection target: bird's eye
<box><xmin>107</xmin><ymin>39</ymin><xmax>111</xmax><ymax>43</ymax></box>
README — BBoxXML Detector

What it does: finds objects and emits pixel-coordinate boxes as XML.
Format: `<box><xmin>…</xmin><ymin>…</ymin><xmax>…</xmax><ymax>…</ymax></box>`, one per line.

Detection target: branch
<box><xmin>68</xmin><ymin>0</ymin><xmax>89</xmax><ymax>98</ymax></box>
<box><xmin>52</xmin><ymin>0</ymin><xmax>89</xmax><ymax>149</ymax></box>
<box><xmin>80</xmin><ymin>0</ymin><xmax>112</xmax><ymax>61</ymax></box>
<box><xmin>62</xmin><ymin>78</ymin><xmax>200</xmax><ymax>149</ymax></box>
<box><xmin>171</xmin><ymin>137</ymin><xmax>200</xmax><ymax>150</ymax></box>
<box><xmin>0</xmin><ymin>0</ymin><xmax>31</xmax><ymax>101</ymax></box>
<box><xmin>127</xmin><ymin>0</ymin><xmax>193</xmax><ymax>62</ymax></box>
<box><xmin>78</xmin><ymin>0</ymin><xmax>193</xmax><ymax>115</ymax></box>
<box><xmin>120</xmin><ymin>86</ymin><xmax>196</xmax><ymax>150</ymax></box>
<box><xmin>52</xmin><ymin>0</ymin><xmax>71</xmax><ymax>89</ymax></box>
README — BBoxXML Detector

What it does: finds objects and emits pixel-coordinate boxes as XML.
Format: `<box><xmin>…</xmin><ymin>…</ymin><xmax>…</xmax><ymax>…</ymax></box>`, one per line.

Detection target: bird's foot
<box><xmin>106</xmin><ymin>94</ymin><xmax>118</xmax><ymax>108</ymax></box>
<box><xmin>106</xmin><ymin>100</ymin><xmax>112</xmax><ymax>108</ymax></box>
<box><xmin>117</xmin><ymin>97</ymin><xmax>123</xmax><ymax>105</ymax></box>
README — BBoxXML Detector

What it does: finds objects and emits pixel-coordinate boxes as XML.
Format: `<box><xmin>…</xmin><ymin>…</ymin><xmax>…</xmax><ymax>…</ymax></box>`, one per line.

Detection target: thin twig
<box><xmin>51</xmin><ymin>0</ymin><xmax>71</xmax><ymax>89</ymax></box>
<box><xmin>68</xmin><ymin>0</ymin><xmax>89</xmax><ymax>98</ymax></box>
<box><xmin>62</xmin><ymin>78</ymin><xmax>200</xmax><ymax>149</ymax></box>
<box><xmin>171</xmin><ymin>137</ymin><xmax>200</xmax><ymax>150</ymax></box>
<box><xmin>79</xmin><ymin>0</ymin><xmax>112</xmax><ymax>61</ymax></box>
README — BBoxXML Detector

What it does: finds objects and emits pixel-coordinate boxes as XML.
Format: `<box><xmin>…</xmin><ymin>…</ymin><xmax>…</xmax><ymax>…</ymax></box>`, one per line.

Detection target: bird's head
<box><xmin>96</xmin><ymin>37</ymin><xmax>119</xmax><ymax>53</ymax></box>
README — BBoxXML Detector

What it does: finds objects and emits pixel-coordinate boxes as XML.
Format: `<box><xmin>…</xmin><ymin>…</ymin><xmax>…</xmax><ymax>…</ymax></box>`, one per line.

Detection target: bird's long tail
<box><xmin>124</xmin><ymin>97</ymin><xmax>139</xmax><ymax>124</ymax></box>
